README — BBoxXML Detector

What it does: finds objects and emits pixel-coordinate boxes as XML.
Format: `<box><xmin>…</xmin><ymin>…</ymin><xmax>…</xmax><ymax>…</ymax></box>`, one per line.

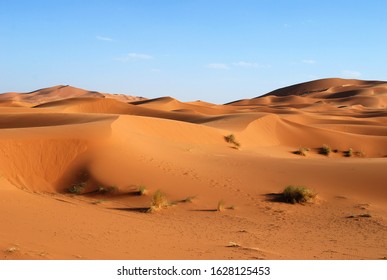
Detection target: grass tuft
<box><xmin>224</xmin><ymin>134</ymin><xmax>241</xmax><ymax>149</ymax></box>
<box><xmin>217</xmin><ymin>200</ymin><xmax>226</xmax><ymax>211</ymax></box>
<box><xmin>148</xmin><ymin>190</ymin><xmax>169</xmax><ymax>212</ymax></box>
<box><xmin>282</xmin><ymin>185</ymin><xmax>317</xmax><ymax>204</ymax></box>
<box><xmin>68</xmin><ymin>182</ymin><xmax>87</xmax><ymax>194</ymax></box>
<box><xmin>319</xmin><ymin>144</ymin><xmax>331</xmax><ymax>156</ymax></box>
<box><xmin>294</xmin><ymin>147</ymin><xmax>310</xmax><ymax>156</ymax></box>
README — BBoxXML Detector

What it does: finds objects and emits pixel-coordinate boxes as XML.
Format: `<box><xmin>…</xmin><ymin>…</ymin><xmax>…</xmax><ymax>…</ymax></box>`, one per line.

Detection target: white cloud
<box><xmin>96</xmin><ymin>35</ymin><xmax>113</xmax><ymax>41</ymax></box>
<box><xmin>234</xmin><ymin>61</ymin><xmax>258</xmax><ymax>68</ymax></box>
<box><xmin>342</xmin><ymin>70</ymin><xmax>361</xmax><ymax>78</ymax></box>
<box><xmin>206</xmin><ymin>63</ymin><xmax>229</xmax><ymax>70</ymax></box>
<box><xmin>233</xmin><ymin>61</ymin><xmax>269</xmax><ymax>68</ymax></box>
<box><xmin>127</xmin><ymin>53</ymin><xmax>153</xmax><ymax>60</ymax></box>
<box><xmin>302</xmin><ymin>59</ymin><xmax>316</xmax><ymax>64</ymax></box>
<box><xmin>116</xmin><ymin>53</ymin><xmax>154</xmax><ymax>62</ymax></box>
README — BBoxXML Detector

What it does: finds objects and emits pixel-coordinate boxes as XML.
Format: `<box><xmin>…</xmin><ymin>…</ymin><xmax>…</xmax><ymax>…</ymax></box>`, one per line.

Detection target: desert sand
<box><xmin>0</xmin><ymin>78</ymin><xmax>386</xmax><ymax>260</ymax></box>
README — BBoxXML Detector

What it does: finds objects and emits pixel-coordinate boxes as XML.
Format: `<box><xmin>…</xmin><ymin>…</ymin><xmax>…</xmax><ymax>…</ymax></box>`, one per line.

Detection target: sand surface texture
<box><xmin>0</xmin><ymin>79</ymin><xmax>386</xmax><ymax>259</ymax></box>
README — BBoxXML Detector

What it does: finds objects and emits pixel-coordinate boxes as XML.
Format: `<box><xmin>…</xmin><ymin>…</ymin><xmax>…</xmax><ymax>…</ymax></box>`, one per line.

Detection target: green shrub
<box><xmin>282</xmin><ymin>185</ymin><xmax>317</xmax><ymax>204</ymax></box>
<box><xmin>344</xmin><ymin>148</ymin><xmax>353</xmax><ymax>157</ymax></box>
<box><xmin>320</xmin><ymin>144</ymin><xmax>331</xmax><ymax>156</ymax></box>
<box><xmin>68</xmin><ymin>182</ymin><xmax>86</xmax><ymax>194</ymax></box>
<box><xmin>149</xmin><ymin>190</ymin><xmax>169</xmax><ymax>212</ymax></box>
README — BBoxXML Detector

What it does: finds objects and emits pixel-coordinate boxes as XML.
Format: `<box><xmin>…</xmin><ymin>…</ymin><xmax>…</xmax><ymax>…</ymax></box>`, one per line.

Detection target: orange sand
<box><xmin>0</xmin><ymin>78</ymin><xmax>386</xmax><ymax>259</ymax></box>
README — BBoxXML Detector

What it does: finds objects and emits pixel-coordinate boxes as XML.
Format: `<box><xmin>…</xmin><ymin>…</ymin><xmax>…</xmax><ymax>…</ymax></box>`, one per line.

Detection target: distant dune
<box><xmin>0</xmin><ymin>78</ymin><xmax>386</xmax><ymax>260</ymax></box>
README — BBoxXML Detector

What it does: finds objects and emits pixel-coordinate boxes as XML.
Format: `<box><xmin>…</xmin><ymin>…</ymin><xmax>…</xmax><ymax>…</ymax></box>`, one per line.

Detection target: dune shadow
<box><xmin>109</xmin><ymin>207</ymin><xmax>150</xmax><ymax>213</ymax></box>
<box><xmin>264</xmin><ymin>193</ymin><xmax>285</xmax><ymax>203</ymax></box>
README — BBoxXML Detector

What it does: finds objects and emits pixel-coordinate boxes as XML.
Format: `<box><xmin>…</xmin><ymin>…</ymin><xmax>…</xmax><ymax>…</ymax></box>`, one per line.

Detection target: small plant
<box><xmin>68</xmin><ymin>182</ymin><xmax>87</xmax><ymax>194</ymax></box>
<box><xmin>148</xmin><ymin>190</ymin><xmax>169</xmax><ymax>212</ymax></box>
<box><xmin>282</xmin><ymin>185</ymin><xmax>317</xmax><ymax>204</ymax></box>
<box><xmin>344</xmin><ymin>148</ymin><xmax>353</xmax><ymax>157</ymax></box>
<box><xmin>294</xmin><ymin>147</ymin><xmax>310</xmax><ymax>156</ymax></box>
<box><xmin>97</xmin><ymin>185</ymin><xmax>117</xmax><ymax>194</ymax></box>
<box><xmin>320</xmin><ymin>144</ymin><xmax>331</xmax><ymax>156</ymax></box>
<box><xmin>224</xmin><ymin>134</ymin><xmax>241</xmax><ymax>149</ymax></box>
<box><xmin>217</xmin><ymin>200</ymin><xmax>226</xmax><ymax>211</ymax></box>
<box><xmin>137</xmin><ymin>185</ymin><xmax>148</xmax><ymax>196</ymax></box>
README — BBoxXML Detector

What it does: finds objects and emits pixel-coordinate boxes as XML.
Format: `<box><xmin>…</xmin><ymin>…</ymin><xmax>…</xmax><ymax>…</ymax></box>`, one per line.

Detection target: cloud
<box><xmin>206</xmin><ymin>63</ymin><xmax>229</xmax><ymax>70</ymax></box>
<box><xmin>96</xmin><ymin>35</ymin><xmax>113</xmax><ymax>42</ymax></box>
<box><xmin>233</xmin><ymin>61</ymin><xmax>269</xmax><ymax>68</ymax></box>
<box><xmin>127</xmin><ymin>53</ymin><xmax>153</xmax><ymax>60</ymax></box>
<box><xmin>302</xmin><ymin>59</ymin><xmax>316</xmax><ymax>64</ymax></box>
<box><xmin>116</xmin><ymin>53</ymin><xmax>154</xmax><ymax>62</ymax></box>
<box><xmin>342</xmin><ymin>70</ymin><xmax>361</xmax><ymax>78</ymax></box>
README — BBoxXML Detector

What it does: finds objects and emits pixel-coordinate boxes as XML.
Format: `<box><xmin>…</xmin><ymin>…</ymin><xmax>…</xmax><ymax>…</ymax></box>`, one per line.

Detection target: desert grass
<box><xmin>96</xmin><ymin>185</ymin><xmax>117</xmax><ymax>194</ymax></box>
<box><xmin>344</xmin><ymin>148</ymin><xmax>353</xmax><ymax>157</ymax></box>
<box><xmin>224</xmin><ymin>134</ymin><xmax>241</xmax><ymax>149</ymax></box>
<box><xmin>294</xmin><ymin>147</ymin><xmax>310</xmax><ymax>156</ymax></box>
<box><xmin>137</xmin><ymin>185</ymin><xmax>148</xmax><ymax>196</ymax></box>
<box><xmin>148</xmin><ymin>190</ymin><xmax>169</xmax><ymax>212</ymax></box>
<box><xmin>67</xmin><ymin>182</ymin><xmax>87</xmax><ymax>194</ymax></box>
<box><xmin>282</xmin><ymin>185</ymin><xmax>317</xmax><ymax>204</ymax></box>
<box><xmin>217</xmin><ymin>200</ymin><xmax>226</xmax><ymax>211</ymax></box>
<box><xmin>319</xmin><ymin>144</ymin><xmax>331</xmax><ymax>156</ymax></box>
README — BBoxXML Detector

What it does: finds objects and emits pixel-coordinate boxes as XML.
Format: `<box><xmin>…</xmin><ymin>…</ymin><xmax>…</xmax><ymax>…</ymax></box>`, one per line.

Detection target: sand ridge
<box><xmin>0</xmin><ymin>78</ymin><xmax>386</xmax><ymax>259</ymax></box>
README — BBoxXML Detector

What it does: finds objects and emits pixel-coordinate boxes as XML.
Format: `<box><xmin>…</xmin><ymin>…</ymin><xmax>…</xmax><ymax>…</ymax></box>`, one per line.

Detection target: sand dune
<box><xmin>0</xmin><ymin>78</ymin><xmax>386</xmax><ymax>260</ymax></box>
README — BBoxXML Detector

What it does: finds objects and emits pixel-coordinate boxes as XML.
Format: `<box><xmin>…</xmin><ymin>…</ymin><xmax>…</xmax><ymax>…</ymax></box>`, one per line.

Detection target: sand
<box><xmin>0</xmin><ymin>78</ymin><xmax>386</xmax><ymax>260</ymax></box>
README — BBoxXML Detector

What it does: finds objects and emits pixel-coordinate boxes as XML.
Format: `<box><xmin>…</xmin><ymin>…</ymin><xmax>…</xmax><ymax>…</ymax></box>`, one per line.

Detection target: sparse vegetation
<box><xmin>137</xmin><ymin>185</ymin><xmax>148</xmax><ymax>196</ymax></box>
<box><xmin>67</xmin><ymin>182</ymin><xmax>87</xmax><ymax>194</ymax></box>
<box><xmin>224</xmin><ymin>134</ymin><xmax>241</xmax><ymax>149</ymax></box>
<box><xmin>344</xmin><ymin>148</ymin><xmax>353</xmax><ymax>157</ymax></box>
<box><xmin>97</xmin><ymin>185</ymin><xmax>117</xmax><ymax>194</ymax></box>
<box><xmin>282</xmin><ymin>185</ymin><xmax>317</xmax><ymax>204</ymax></box>
<box><xmin>294</xmin><ymin>147</ymin><xmax>310</xmax><ymax>156</ymax></box>
<box><xmin>217</xmin><ymin>200</ymin><xmax>226</xmax><ymax>211</ymax></box>
<box><xmin>320</xmin><ymin>144</ymin><xmax>331</xmax><ymax>156</ymax></box>
<box><xmin>148</xmin><ymin>190</ymin><xmax>169</xmax><ymax>212</ymax></box>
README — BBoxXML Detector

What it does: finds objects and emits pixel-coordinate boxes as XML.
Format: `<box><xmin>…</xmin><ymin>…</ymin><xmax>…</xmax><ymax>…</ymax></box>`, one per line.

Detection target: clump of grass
<box><xmin>294</xmin><ymin>147</ymin><xmax>310</xmax><ymax>156</ymax></box>
<box><xmin>148</xmin><ymin>190</ymin><xmax>169</xmax><ymax>212</ymax></box>
<box><xmin>68</xmin><ymin>182</ymin><xmax>87</xmax><ymax>194</ymax></box>
<box><xmin>217</xmin><ymin>200</ymin><xmax>226</xmax><ymax>211</ymax></box>
<box><xmin>97</xmin><ymin>185</ymin><xmax>117</xmax><ymax>194</ymax></box>
<box><xmin>224</xmin><ymin>134</ymin><xmax>241</xmax><ymax>149</ymax></box>
<box><xmin>282</xmin><ymin>185</ymin><xmax>317</xmax><ymax>204</ymax></box>
<box><xmin>319</xmin><ymin>144</ymin><xmax>331</xmax><ymax>156</ymax></box>
<box><xmin>344</xmin><ymin>148</ymin><xmax>353</xmax><ymax>157</ymax></box>
<box><xmin>137</xmin><ymin>185</ymin><xmax>148</xmax><ymax>196</ymax></box>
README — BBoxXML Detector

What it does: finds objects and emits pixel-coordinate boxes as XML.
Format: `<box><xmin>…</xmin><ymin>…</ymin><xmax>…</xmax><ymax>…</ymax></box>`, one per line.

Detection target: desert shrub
<box><xmin>320</xmin><ymin>144</ymin><xmax>331</xmax><ymax>156</ymax></box>
<box><xmin>224</xmin><ymin>134</ymin><xmax>241</xmax><ymax>149</ymax></box>
<box><xmin>294</xmin><ymin>147</ymin><xmax>310</xmax><ymax>156</ymax></box>
<box><xmin>149</xmin><ymin>190</ymin><xmax>169</xmax><ymax>211</ymax></box>
<box><xmin>217</xmin><ymin>200</ymin><xmax>226</xmax><ymax>211</ymax></box>
<box><xmin>68</xmin><ymin>182</ymin><xmax>87</xmax><ymax>194</ymax></box>
<box><xmin>137</xmin><ymin>185</ymin><xmax>148</xmax><ymax>196</ymax></box>
<box><xmin>282</xmin><ymin>185</ymin><xmax>317</xmax><ymax>204</ymax></box>
<box><xmin>97</xmin><ymin>185</ymin><xmax>117</xmax><ymax>194</ymax></box>
<box><xmin>344</xmin><ymin>148</ymin><xmax>353</xmax><ymax>157</ymax></box>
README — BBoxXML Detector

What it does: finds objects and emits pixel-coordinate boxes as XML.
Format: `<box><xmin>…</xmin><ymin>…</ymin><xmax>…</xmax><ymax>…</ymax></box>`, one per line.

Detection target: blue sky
<box><xmin>0</xmin><ymin>0</ymin><xmax>386</xmax><ymax>103</ymax></box>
